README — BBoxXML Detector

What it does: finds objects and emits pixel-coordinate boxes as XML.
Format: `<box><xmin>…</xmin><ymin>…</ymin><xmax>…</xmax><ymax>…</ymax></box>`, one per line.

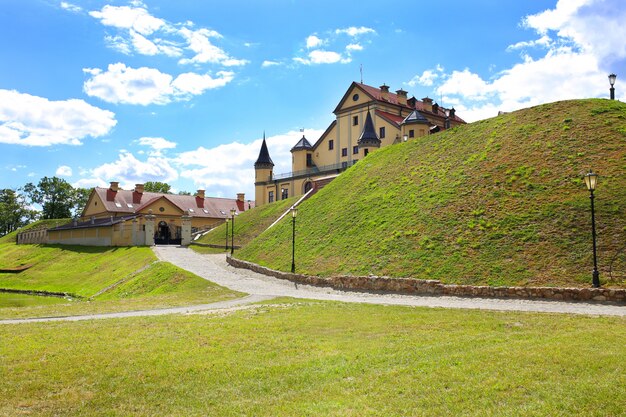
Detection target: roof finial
<box><xmin>360</xmin><ymin>64</ymin><xmax>363</xmax><ymax>84</ymax></box>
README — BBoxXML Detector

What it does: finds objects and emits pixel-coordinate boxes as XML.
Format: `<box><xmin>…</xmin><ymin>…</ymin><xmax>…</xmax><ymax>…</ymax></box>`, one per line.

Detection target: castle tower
<box><xmin>254</xmin><ymin>133</ymin><xmax>275</xmax><ymax>206</ymax></box>
<box><xmin>357</xmin><ymin>109</ymin><xmax>381</xmax><ymax>156</ymax></box>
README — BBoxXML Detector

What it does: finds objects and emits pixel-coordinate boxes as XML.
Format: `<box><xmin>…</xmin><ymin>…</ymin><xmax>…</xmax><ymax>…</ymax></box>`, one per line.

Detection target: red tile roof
<box><xmin>375</xmin><ymin>109</ymin><xmax>405</xmax><ymax>127</ymax></box>
<box><xmin>89</xmin><ymin>188</ymin><xmax>253</xmax><ymax>219</ymax></box>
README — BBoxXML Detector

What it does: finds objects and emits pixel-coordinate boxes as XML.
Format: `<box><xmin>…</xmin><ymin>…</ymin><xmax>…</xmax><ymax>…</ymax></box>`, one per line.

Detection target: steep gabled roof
<box><xmin>255</xmin><ymin>134</ymin><xmax>274</xmax><ymax>167</ymax></box>
<box><xmin>402</xmin><ymin>110</ymin><xmax>430</xmax><ymax>125</ymax></box>
<box><xmin>290</xmin><ymin>135</ymin><xmax>313</xmax><ymax>152</ymax></box>
<box><xmin>376</xmin><ymin>109</ymin><xmax>405</xmax><ymax>127</ymax></box>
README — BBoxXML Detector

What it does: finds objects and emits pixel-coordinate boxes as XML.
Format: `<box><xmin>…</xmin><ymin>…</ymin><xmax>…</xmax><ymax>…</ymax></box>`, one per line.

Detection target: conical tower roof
<box><xmin>254</xmin><ymin>133</ymin><xmax>274</xmax><ymax>168</ymax></box>
<box><xmin>357</xmin><ymin>110</ymin><xmax>381</xmax><ymax>148</ymax></box>
<box><xmin>290</xmin><ymin>135</ymin><xmax>313</xmax><ymax>152</ymax></box>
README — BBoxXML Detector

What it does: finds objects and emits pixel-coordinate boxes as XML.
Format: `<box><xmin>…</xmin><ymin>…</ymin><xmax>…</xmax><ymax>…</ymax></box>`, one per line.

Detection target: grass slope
<box><xmin>0</xmin><ymin>218</ymin><xmax>70</xmax><ymax>244</ymax></box>
<box><xmin>193</xmin><ymin>196</ymin><xmax>297</xmax><ymax>250</ymax></box>
<box><xmin>0</xmin><ymin>238</ymin><xmax>243</xmax><ymax>318</ymax></box>
<box><xmin>1</xmin><ymin>301</ymin><xmax>624</xmax><ymax>416</ymax></box>
<box><xmin>239</xmin><ymin>99</ymin><xmax>626</xmax><ymax>287</ymax></box>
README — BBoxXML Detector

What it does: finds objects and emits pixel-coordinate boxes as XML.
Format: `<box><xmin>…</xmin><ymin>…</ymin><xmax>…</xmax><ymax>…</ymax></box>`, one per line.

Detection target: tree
<box><xmin>177</xmin><ymin>191</ymin><xmax>192</xmax><ymax>195</ymax></box>
<box><xmin>0</xmin><ymin>189</ymin><xmax>35</xmax><ymax>236</ymax></box>
<box><xmin>72</xmin><ymin>187</ymin><xmax>91</xmax><ymax>217</ymax></box>
<box><xmin>23</xmin><ymin>176</ymin><xmax>76</xmax><ymax>219</ymax></box>
<box><xmin>144</xmin><ymin>181</ymin><xmax>172</xmax><ymax>194</ymax></box>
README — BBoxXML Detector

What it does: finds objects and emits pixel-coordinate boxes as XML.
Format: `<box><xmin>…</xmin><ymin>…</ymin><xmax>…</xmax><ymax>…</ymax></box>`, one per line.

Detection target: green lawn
<box><xmin>0</xmin><ymin>243</ymin><xmax>244</xmax><ymax>319</ymax></box>
<box><xmin>1</xmin><ymin>300</ymin><xmax>623</xmax><ymax>416</ymax></box>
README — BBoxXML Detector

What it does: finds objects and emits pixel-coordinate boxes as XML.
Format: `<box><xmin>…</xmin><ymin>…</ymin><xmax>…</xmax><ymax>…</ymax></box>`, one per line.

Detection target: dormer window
<box><xmin>188</xmin><ymin>208</ymin><xmax>195</xmax><ymax>213</ymax></box>
<box><xmin>127</xmin><ymin>203</ymin><xmax>133</xmax><ymax>208</ymax></box>
<box><xmin>114</xmin><ymin>202</ymin><xmax>122</xmax><ymax>208</ymax></box>
<box><xmin>203</xmin><ymin>209</ymin><xmax>209</xmax><ymax>214</ymax></box>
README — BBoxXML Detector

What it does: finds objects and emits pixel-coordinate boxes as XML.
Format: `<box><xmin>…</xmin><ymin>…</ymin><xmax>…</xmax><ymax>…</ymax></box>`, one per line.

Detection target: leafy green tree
<box><xmin>72</xmin><ymin>187</ymin><xmax>91</xmax><ymax>217</ymax></box>
<box><xmin>144</xmin><ymin>181</ymin><xmax>172</xmax><ymax>194</ymax></box>
<box><xmin>23</xmin><ymin>176</ymin><xmax>76</xmax><ymax>219</ymax></box>
<box><xmin>0</xmin><ymin>189</ymin><xmax>35</xmax><ymax>236</ymax></box>
<box><xmin>177</xmin><ymin>190</ymin><xmax>192</xmax><ymax>195</ymax></box>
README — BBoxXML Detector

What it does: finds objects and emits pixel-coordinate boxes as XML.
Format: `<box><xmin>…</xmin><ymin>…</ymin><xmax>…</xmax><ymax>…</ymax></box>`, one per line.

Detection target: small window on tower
<box><xmin>409</xmin><ymin>129</ymin><xmax>415</xmax><ymax>138</ymax></box>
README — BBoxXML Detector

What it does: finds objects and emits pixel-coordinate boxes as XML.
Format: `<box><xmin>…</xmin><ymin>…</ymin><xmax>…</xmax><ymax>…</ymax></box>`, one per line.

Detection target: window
<box><xmin>353</xmin><ymin>115</ymin><xmax>358</xmax><ymax>126</ymax></box>
<box><xmin>342</xmin><ymin>161</ymin><xmax>348</xmax><ymax>168</ymax></box>
<box><xmin>281</xmin><ymin>188</ymin><xmax>289</xmax><ymax>200</ymax></box>
<box><xmin>268</xmin><ymin>191</ymin><xmax>274</xmax><ymax>203</ymax></box>
<box><xmin>353</xmin><ymin>146</ymin><xmax>359</xmax><ymax>155</ymax></box>
<box><xmin>114</xmin><ymin>202</ymin><xmax>122</xmax><ymax>208</ymax></box>
<box><xmin>188</xmin><ymin>208</ymin><xmax>195</xmax><ymax>213</ymax></box>
<box><xmin>364</xmin><ymin>149</ymin><xmax>369</xmax><ymax>156</ymax></box>
<box><xmin>328</xmin><ymin>140</ymin><xmax>334</xmax><ymax>150</ymax></box>
<box><xmin>203</xmin><ymin>209</ymin><xmax>209</xmax><ymax>214</ymax></box>
<box><xmin>341</xmin><ymin>147</ymin><xmax>348</xmax><ymax>157</ymax></box>
<box><xmin>379</xmin><ymin>126</ymin><xmax>386</xmax><ymax>138</ymax></box>
<box><xmin>306</xmin><ymin>153</ymin><xmax>312</xmax><ymax>167</ymax></box>
<box><xmin>126</xmin><ymin>203</ymin><xmax>133</xmax><ymax>208</ymax></box>
<box><xmin>409</xmin><ymin>129</ymin><xmax>415</xmax><ymax>138</ymax></box>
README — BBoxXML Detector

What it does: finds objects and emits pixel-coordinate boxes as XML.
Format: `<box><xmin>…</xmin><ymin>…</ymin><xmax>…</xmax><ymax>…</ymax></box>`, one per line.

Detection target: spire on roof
<box><xmin>357</xmin><ymin>109</ymin><xmax>381</xmax><ymax>149</ymax></box>
<box><xmin>254</xmin><ymin>132</ymin><xmax>274</xmax><ymax>168</ymax></box>
<box><xmin>290</xmin><ymin>135</ymin><xmax>313</xmax><ymax>152</ymax></box>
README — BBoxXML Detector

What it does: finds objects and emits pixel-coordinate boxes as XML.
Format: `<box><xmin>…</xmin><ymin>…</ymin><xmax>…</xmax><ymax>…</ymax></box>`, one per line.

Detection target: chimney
<box><xmin>195</xmin><ymin>189</ymin><xmax>205</xmax><ymax>208</ymax></box>
<box><xmin>196</xmin><ymin>189</ymin><xmax>205</xmax><ymax>199</ymax></box>
<box><xmin>407</xmin><ymin>96</ymin><xmax>417</xmax><ymax>109</ymax></box>
<box><xmin>133</xmin><ymin>184</ymin><xmax>144</xmax><ymax>204</ymax></box>
<box><xmin>380</xmin><ymin>84</ymin><xmax>390</xmax><ymax>101</ymax></box>
<box><xmin>432</xmin><ymin>103</ymin><xmax>439</xmax><ymax>114</ymax></box>
<box><xmin>449</xmin><ymin>107</ymin><xmax>456</xmax><ymax>118</ymax></box>
<box><xmin>237</xmin><ymin>193</ymin><xmax>245</xmax><ymax>202</ymax></box>
<box><xmin>396</xmin><ymin>89</ymin><xmax>408</xmax><ymax>106</ymax></box>
<box><xmin>107</xmin><ymin>181</ymin><xmax>119</xmax><ymax>201</ymax></box>
<box><xmin>422</xmin><ymin>97</ymin><xmax>433</xmax><ymax>112</ymax></box>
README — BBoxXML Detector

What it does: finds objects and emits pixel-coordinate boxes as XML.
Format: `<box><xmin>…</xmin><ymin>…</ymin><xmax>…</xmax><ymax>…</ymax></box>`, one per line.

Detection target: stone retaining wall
<box><xmin>227</xmin><ymin>257</ymin><xmax>626</xmax><ymax>304</ymax></box>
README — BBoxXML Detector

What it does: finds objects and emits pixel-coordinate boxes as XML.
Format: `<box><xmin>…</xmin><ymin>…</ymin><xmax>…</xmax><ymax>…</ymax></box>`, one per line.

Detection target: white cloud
<box><xmin>261</xmin><ymin>60</ymin><xmax>281</xmax><ymax>68</ymax></box>
<box><xmin>346</xmin><ymin>43</ymin><xmax>363</xmax><ymax>52</ymax></box>
<box><xmin>306</xmin><ymin>35</ymin><xmax>323</xmax><ymax>49</ymax></box>
<box><xmin>178</xmin><ymin>27</ymin><xmax>248</xmax><ymax>66</ymax></box>
<box><xmin>83</xmin><ymin>63</ymin><xmax>234</xmax><ymax>105</ymax></box>
<box><xmin>56</xmin><ymin>165</ymin><xmax>73</xmax><ymax>177</ymax></box>
<box><xmin>89</xmin><ymin>5</ymin><xmax>246</xmax><ymax>67</ymax></box>
<box><xmin>407</xmin><ymin>68</ymin><xmax>443</xmax><ymax>87</ymax></box>
<box><xmin>0</xmin><ymin>89</ymin><xmax>116</xmax><ymax>147</ymax></box>
<box><xmin>89</xmin><ymin>151</ymin><xmax>179</xmax><ymax>186</ymax></box>
<box><xmin>89</xmin><ymin>5</ymin><xmax>165</xmax><ymax>35</ymax></box>
<box><xmin>413</xmin><ymin>0</ymin><xmax>626</xmax><ymax>122</ymax></box>
<box><xmin>295</xmin><ymin>50</ymin><xmax>351</xmax><ymax>65</ymax></box>
<box><xmin>335</xmin><ymin>26</ymin><xmax>376</xmax><ymax>37</ymax></box>
<box><xmin>137</xmin><ymin>136</ymin><xmax>177</xmax><ymax>156</ymax></box>
<box><xmin>60</xmin><ymin>2</ymin><xmax>82</xmax><ymax>13</ymax></box>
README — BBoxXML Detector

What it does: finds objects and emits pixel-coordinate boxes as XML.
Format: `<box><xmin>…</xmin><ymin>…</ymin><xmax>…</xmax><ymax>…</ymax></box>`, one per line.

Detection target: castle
<box><xmin>254</xmin><ymin>82</ymin><xmax>465</xmax><ymax>206</ymax></box>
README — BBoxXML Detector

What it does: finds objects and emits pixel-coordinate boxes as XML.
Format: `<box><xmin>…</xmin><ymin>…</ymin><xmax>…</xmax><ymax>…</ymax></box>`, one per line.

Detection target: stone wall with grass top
<box><xmin>227</xmin><ymin>256</ymin><xmax>626</xmax><ymax>304</ymax></box>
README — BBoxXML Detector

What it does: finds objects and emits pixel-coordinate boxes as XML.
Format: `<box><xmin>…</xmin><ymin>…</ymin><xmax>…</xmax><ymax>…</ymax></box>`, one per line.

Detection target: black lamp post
<box><xmin>290</xmin><ymin>206</ymin><xmax>298</xmax><ymax>273</ymax></box>
<box><xmin>444</xmin><ymin>108</ymin><xmax>451</xmax><ymax>129</ymax></box>
<box><xmin>609</xmin><ymin>74</ymin><xmax>617</xmax><ymax>100</ymax></box>
<box><xmin>583</xmin><ymin>170</ymin><xmax>600</xmax><ymax>288</ymax></box>
<box><xmin>225</xmin><ymin>218</ymin><xmax>229</xmax><ymax>251</ymax></box>
<box><xmin>230</xmin><ymin>208</ymin><xmax>236</xmax><ymax>255</ymax></box>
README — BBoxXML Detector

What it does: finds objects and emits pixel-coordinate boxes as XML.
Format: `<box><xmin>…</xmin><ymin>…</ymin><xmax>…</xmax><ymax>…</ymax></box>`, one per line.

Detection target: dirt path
<box><xmin>3</xmin><ymin>246</ymin><xmax>624</xmax><ymax>324</ymax></box>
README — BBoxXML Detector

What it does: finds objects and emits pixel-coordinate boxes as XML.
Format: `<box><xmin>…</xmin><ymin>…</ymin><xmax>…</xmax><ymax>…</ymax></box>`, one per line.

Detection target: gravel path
<box><xmin>3</xmin><ymin>246</ymin><xmax>624</xmax><ymax>324</ymax></box>
<box><xmin>155</xmin><ymin>246</ymin><xmax>625</xmax><ymax>317</ymax></box>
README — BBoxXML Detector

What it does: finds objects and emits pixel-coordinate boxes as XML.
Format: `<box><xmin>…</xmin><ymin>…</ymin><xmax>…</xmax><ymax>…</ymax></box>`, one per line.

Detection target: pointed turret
<box><xmin>255</xmin><ymin>133</ymin><xmax>274</xmax><ymax>168</ymax></box>
<box><xmin>357</xmin><ymin>110</ymin><xmax>381</xmax><ymax>149</ymax></box>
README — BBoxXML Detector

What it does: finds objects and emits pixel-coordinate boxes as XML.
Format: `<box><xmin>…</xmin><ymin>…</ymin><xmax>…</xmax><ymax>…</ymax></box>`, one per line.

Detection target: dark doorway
<box><xmin>154</xmin><ymin>220</ymin><xmax>181</xmax><ymax>245</ymax></box>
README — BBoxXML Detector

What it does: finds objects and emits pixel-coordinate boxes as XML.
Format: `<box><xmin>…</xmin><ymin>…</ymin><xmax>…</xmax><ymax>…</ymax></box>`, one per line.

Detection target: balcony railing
<box><xmin>271</xmin><ymin>160</ymin><xmax>358</xmax><ymax>181</ymax></box>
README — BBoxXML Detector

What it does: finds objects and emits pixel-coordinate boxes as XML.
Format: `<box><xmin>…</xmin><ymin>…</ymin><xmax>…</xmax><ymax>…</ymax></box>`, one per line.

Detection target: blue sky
<box><xmin>1</xmin><ymin>0</ymin><xmax>625</xmax><ymax>200</ymax></box>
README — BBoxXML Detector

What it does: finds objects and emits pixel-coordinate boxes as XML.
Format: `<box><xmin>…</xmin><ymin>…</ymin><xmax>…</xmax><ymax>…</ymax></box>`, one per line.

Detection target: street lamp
<box><xmin>225</xmin><ymin>218</ymin><xmax>229</xmax><ymax>251</ymax></box>
<box><xmin>230</xmin><ymin>208</ymin><xmax>236</xmax><ymax>255</ymax></box>
<box><xmin>583</xmin><ymin>170</ymin><xmax>600</xmax><ymax>288</ymax></box>
<box><xmin>609</xmin><ymin>74</ymin><xmax>617</xmax><ymax>100</ymax></box>
<box><xmin>444</xmin><ymin>108</ymin><xmax>451</xmax><ymax>129</ymax></box>
<box><xmin>290</xmin><ymin>206</ymin><xmax>298</xmax><ymax>273</ymax></box>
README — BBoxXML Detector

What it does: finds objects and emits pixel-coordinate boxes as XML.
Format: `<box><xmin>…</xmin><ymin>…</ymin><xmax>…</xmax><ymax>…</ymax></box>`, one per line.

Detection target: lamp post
<box><xmin>225</xmin><ymin>218</ymin><xmax>229</xmax><ymax>251</ymax></box>
<box><xmin>290</xmin><ymin>206</ymin><xmax>298</xmax><ymax>273</ymax></box>
<box><xmin>230</xmin><ymin>208</ymin><xmax>236</xmax><ymax>255</ymax></box>
<box><xmin>583</xmin><ymin>170</ymin><xmax>600</xmax><ymax>288</ymax></box>
<box><xmin>609</xmin><ymin>74</ymin><xmax>617</xmax><ymax>100</ymax></box>
<box><xmin>444</xmin><ymin>108</ymin><xmax>451</xmax><ymax>129</ymax></box>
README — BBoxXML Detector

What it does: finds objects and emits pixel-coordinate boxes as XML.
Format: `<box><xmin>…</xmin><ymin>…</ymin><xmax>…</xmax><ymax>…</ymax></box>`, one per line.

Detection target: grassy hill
<box><xmin>193</xmin><ymin>196</ymin><xmax>297</xmax><ymax>249</ymax></box>
<box><xmin>238</xmin><ymin>99</ymin><xmax>626</xmax><ymax>288</ymax></box>
<box><xmin>0</xmin><ymin>218</ymin><xmax>70</xmax><ymax>244</ymax></box>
